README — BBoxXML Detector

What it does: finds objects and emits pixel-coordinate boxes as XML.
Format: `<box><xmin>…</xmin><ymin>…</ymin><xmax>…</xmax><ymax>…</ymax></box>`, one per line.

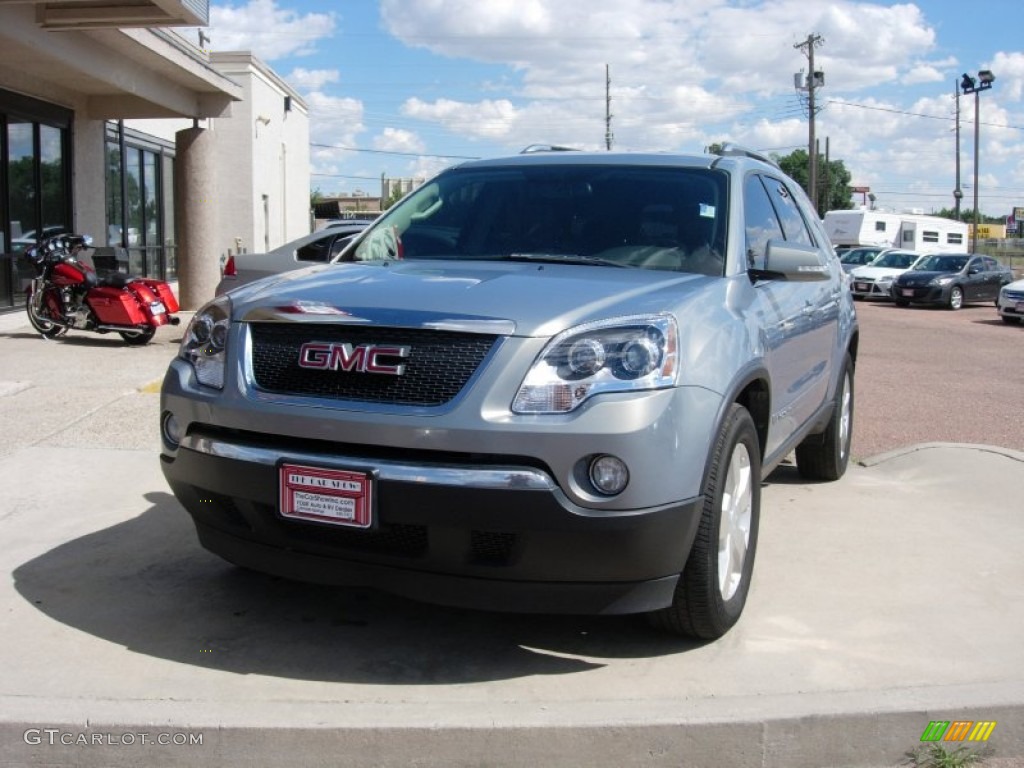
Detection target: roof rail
<box><xmin>520</xmin><ymin>144</ymin><xmax>580</xmax><ymax>154</ymax></box>
<box><xmin>714</xmin><ymin>143</ymin><xmax>778</xmax><ymax>167</ymax></box>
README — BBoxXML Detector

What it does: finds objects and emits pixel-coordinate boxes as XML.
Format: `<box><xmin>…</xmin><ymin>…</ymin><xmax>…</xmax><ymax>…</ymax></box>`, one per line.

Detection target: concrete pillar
<box><xmin>174</xmin><ymin>126</ymin><xmax>219</xmax><ymax>310</ymax></box>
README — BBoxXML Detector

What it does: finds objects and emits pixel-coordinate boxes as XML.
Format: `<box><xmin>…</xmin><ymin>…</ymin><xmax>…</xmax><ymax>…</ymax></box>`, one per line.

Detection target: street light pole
<box><xmin>960</xmin><ymin>69</ymin><xmax>995</xmax><ymax>254</ymax></box>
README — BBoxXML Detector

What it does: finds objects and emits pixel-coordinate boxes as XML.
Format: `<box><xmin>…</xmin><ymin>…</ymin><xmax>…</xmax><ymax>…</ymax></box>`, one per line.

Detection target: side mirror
<box><xmin>750</xmin><ymin>239</ymin><xmax>830</xmax><ymax>282</ymax></box>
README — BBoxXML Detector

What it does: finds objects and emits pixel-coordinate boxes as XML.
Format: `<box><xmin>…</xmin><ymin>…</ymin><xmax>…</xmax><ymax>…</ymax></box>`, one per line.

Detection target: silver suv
<box><xmin>161</xmin><ymin>146</ymin><xmax>858</xmax><ymax>639</ymax></box>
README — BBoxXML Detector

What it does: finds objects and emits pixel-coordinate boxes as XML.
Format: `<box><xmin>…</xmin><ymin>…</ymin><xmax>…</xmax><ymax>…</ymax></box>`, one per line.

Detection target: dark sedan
<box><xmin>891</xmin><ymin>253</ymin><xmax>1014</xmax><ymax>309</ymax></box>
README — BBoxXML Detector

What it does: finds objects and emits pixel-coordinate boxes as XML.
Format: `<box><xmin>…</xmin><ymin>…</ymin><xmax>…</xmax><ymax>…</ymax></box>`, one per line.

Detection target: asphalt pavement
<box><xmin>1</xmin><ymin>307</ymin><xmax>1022</xmax><ymax>768</ymax></box>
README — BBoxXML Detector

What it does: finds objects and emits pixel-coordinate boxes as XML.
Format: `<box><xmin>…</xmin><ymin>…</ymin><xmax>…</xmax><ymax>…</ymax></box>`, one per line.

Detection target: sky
<box><xmin>196</xmin><ymin>0</ymin><xmax>1024</xmax><ymax>219</ymax></box>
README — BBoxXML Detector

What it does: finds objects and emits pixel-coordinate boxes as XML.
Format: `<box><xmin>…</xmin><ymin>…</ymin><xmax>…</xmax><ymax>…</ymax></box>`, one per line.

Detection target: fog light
<box><xmin>589</xmin><ymin>455</ymin><xmax>629</xmax><ymax>495</ymax></box>
<box><xmin>162</xmin><ymin>411</ymin><xmax>183</xmax><ymax>449</ymax></box>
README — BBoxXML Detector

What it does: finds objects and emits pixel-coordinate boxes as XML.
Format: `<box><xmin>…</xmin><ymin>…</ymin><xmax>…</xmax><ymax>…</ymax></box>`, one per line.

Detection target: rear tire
<box><xmin>796</xmin><ymin>354</ymin><xmax>854</xmax><ymax>481</ymax></box>
<box><xmin>120</xmin><ymin>327</ymin><xmax>156</xmax><ymax>346</ymax></box>
<box><xmin>648</xmin><ymin>403</ymin><xmax>761</xmax><ymax>640</ymax></box>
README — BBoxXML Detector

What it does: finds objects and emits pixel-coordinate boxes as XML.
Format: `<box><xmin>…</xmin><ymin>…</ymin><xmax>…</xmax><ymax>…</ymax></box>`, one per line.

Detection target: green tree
<box><xmin>773</xmin><ymin>149</ymin><xmax>853</xmax><ymax>216</ymax></box>
<box><xmin>383</xmin><ymin>186</ymin><xmax>405</xmax><ymax>210</ymax></box>
<box><xmin>931</xmin><ymin>206</ymin><xmax>1003</xmax><ymax>224</ymax></box>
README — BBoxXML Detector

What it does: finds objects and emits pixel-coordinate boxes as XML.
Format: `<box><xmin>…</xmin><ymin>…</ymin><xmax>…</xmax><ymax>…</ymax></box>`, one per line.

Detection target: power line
<box><xmin>310</xmin><ymin>141</ymin><xmax>480</xmax><ymax>160</ymax></box>
<box><xmin>827</xmin><ymin>99</ymin><xmax>1024</xmax><ymax>131</ymax></box>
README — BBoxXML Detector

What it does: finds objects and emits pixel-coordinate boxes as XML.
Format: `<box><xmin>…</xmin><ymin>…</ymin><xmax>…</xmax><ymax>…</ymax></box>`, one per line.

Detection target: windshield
<box><xmin>912</xmin><ymin>254</ymin><xmax>968</xmax><ymax>272</ymax></box>
<box><xmin>872</xmin><ymin>251</ymin><xmax>919</xmax><ymax>269</ymax></box>
<box><xmin>351</xmin><ymin>164</ymin><xmax>729</xmax><ymax>276</ymax></box>
<box><xmin>840</xmin><ymin>248</ymin><xmax>881</xmax><ymax>266</ymax></box>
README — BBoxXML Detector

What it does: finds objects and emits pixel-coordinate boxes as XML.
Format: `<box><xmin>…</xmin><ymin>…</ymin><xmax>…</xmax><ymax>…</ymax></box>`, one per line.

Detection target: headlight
<box><xmin>180</xmin><ymin>295</ymin><xmax>231</xmax><ymax>389</ymax></box>
<box><xmin>930</xmin><ymin>276</ymin><xmax>954</xmax><ymax>286</ymax></box>
<box><xmin>512</xmin><ymin>314</ymin><xmax>678</xmax><ymax>414</ymax></box>
<box><xmin>876</xmin><ymin>275</ymin><xmax>895</xmax><ymax>286</ymax></box>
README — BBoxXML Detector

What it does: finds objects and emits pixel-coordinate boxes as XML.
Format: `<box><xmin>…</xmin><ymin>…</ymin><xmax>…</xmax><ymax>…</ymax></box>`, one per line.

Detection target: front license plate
<box><xmin>856</xmin><ymin>283</ymin><xmax>868</xmax><ymax>291</ymax></box>
<box><xmin>1016</xmin><ymin>301</ymin><xmax>1024</xmax><ymax>313</ymax></box>
<box><xmin>902</xmin><ymin>289</ymin><xmax>914</xmax><ymax>297</ymax></box>
<box><xmin>279</xmin><ymin>463</ymin><xmax>373</xmax><ymax>528</ymax></box>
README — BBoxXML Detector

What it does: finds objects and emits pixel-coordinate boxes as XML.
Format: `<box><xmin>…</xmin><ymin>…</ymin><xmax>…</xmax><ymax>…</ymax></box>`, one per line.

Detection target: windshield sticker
<box><xmin>699</xmin><ymin>203</ymin><xmax>715</xmax><ymax>218</ymax></box>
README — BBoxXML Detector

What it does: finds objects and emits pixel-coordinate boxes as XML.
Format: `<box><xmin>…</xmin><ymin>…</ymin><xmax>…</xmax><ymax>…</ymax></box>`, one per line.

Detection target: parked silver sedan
<box><xmin>997</xmin><ymin>277</ymin><xmax>1024</xmax><ymax>324</ymax></box>
<box><xmin>215</xmin><ymin>221</ymin><xmax>370</xmax><ymax>296</ymax></box>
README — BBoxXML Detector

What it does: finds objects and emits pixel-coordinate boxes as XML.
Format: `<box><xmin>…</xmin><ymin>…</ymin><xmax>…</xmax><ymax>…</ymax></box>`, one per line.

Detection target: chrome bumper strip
<box><xmin>180</xmin><ymin>434</ymin><xmax>556</xmax><ymax>491</ymax></box>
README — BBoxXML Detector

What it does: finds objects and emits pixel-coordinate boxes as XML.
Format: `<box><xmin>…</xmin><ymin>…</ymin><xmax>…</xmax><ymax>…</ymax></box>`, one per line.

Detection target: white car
<box><xmin>849</xmin><ymin>249</ymin><xmax>923</xmax><ymax>300</ymax></box>
<box><xmin>215</xmin><ymin>221</ymin><xmax>369</xmax><ymax>296</ymax></box>
<box><xmin>997</xmin><ymin>277</ymin><xmax>1024</xmax><ymax>324</ymax></box>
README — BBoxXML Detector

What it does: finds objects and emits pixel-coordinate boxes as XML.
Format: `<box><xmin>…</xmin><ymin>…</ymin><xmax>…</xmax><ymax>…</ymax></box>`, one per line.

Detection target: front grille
<box><xmin>249</xmin><ymin>324</ymin><xmax>499</xmax><ymax>406</ymax></box>
<box><xmin>469</xmin><ymin>530</ymin><xmax>518</xmax><ymax>566</ymax></box>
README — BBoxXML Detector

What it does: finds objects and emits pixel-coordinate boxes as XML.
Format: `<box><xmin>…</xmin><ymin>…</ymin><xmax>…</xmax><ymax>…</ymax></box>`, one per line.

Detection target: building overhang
<box><xmin>13</xmin><ymin>0</ymin><xmax>209</xmax><ymax>30</ymax></box>
<box><xmin>0</xmin><ymin>3</ymin><xmax>240</xmax><ymax>119</ymax></box>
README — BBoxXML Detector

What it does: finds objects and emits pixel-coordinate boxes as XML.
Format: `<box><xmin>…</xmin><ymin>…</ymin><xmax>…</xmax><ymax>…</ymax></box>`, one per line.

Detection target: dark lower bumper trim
<box><xmin>196</xmin><ymin>521</ymin><xmax>680</xmax><ymax>615</ymax></box>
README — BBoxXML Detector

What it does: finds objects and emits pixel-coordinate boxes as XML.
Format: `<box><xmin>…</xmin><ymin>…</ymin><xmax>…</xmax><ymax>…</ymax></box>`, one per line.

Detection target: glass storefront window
<box><xmin>8</xmin><ymin>121</ymin><xmax>36</xmax><ymax>251</ymax></box>
<box><xmin>40</xmin><ymin>124</ymin><xmax>66</xmax><ymax>237</ymax></box>
<box><xmin>2</xmin><ymin>89</ymin><xmax>72</xmax><ymax>312</ymax></box>
<box><xmin>105</xmin><ymin>123</ymin><xmax>173</xmax><ymax>281</ymax></box>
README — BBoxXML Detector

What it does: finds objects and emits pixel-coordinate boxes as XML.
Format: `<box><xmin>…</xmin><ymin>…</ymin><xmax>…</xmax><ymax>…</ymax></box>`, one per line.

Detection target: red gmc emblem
<box><xmin>298</xmin><ymin>341</ymin><xmax>410</xmax><ymax>375</ymax></box>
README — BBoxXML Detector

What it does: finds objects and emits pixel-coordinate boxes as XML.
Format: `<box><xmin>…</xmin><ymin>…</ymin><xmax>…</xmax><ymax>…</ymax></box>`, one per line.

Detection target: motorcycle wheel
<box><xmin>120</xmin><ymin>327</ymin><xmax>156</xmax><ymax>346</ymax></box>
<box><xmin>25</xmin><ymin>291</ymin><xmax>66</xmax><ymax>339</ymax></box>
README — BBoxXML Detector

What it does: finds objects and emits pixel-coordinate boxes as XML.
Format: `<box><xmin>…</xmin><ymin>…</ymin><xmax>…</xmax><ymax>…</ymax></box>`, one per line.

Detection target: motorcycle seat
<box><xmin>97</xmin><ymin>272</ymin><xmax>129</xmax><ymax>288</ymax></box>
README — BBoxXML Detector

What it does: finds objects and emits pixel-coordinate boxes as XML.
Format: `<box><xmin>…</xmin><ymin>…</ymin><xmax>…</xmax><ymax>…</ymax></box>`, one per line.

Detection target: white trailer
<box><xmin>823</xmin><ymin>210</ymin><xmax>967</xmax><ymax>254</ymax></box>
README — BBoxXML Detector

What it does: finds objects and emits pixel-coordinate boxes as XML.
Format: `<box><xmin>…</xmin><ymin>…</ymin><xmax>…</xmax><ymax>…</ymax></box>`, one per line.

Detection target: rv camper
<box><xmin>823</xmin><ymin>210</ymin><xmax>967</xmax><ymax>254</ymax></box>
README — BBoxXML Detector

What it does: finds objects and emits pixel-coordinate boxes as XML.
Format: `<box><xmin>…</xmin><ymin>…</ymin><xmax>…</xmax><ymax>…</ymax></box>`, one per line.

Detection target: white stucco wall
<box><xmin>125</xmin><ymin>52</ymin><xmax>309</xmax><ymax>260</ymax></box>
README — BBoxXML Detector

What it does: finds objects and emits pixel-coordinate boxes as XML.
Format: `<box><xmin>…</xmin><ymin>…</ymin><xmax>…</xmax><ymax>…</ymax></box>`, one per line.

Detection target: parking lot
<box><xmin>851</xmin><ymin>298</ymin><xmax>1023</xmax><ymax>459</ymax></box>
<box><xmin>0</xmin><ymin>300</ymin><xmax>1022</xmax><ymax>768</ymax></box>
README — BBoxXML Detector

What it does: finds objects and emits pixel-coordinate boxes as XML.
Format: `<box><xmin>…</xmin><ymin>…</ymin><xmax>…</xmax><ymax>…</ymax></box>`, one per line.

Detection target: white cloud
<box><xmin>287</xmin><ymin>68</ymin><xmax>340</xmax><ymax>92</ymax></box>
<box><xmin>207</xmin><ymin>0</ymin><xmax>336</xmax><ymax>60</ymax></box>
<box><xmin>402</xmin><ymin>98</ymin><xmax>520</xmax><ymax>141</ymax></box>
<box><xmin>373</xmin><ymin>128</ymin><xmax>426</xmax><ymax>154</ymax></box>
<box><xmin>305</xmin><ymin>92</ymin><xmax>364</xmax><ymax>146</ymax></box>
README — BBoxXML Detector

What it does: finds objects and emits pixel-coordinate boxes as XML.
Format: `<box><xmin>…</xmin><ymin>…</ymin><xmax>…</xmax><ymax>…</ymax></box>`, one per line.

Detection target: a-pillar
<box><xmin>174</xmin><ymin>126</ymin><xmax>219</xmax><ymax>310</ymax></box>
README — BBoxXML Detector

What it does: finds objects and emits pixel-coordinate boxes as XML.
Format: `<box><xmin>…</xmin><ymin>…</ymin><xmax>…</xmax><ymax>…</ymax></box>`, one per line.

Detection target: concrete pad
<box><xmin>1</xmin><ymin>443</ymin><xmax>1022</xmax><ymax>767</ymax></box>
<box><xmin>1</xmin><ymin>303</ymin><xmax>1021</xmax><ymax>766</ymax></box>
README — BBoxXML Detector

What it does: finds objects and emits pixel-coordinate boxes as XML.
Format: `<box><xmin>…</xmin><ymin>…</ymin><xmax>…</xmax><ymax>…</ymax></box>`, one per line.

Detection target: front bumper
<box><xmin>850</xmin><ymin>279</ymin><xmax>893</xmax><ymax>299</ymax></box>
<box><xmin>892</xmin><ymin>284</ymin><xmax>948</xmax><ymax>305</ymax></box>
<box><xmin>160</xmin><ymin>429</ymin><xmax>702</xmax><ymax>615</ymax></box>
<box><xmin>998</xmin><ymin>290</ymin><xmax>1024</xmax><ymax>320</ymax></box>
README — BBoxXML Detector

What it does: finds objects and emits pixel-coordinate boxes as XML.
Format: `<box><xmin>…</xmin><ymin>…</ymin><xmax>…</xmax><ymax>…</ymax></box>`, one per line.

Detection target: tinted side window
<box><xmin>296</xmin><ymin>235</ymin><xmax>334</xmax><ymax>263</ymax></box>
<box><xmin>761</xmin><ymin>176</ymin><xmax>813</xmax><ymax>246</ymax></box>
<box><xmin>743</xmin><ymin>175</ymin><xmax>784</xmax><ymax>268</ymax></box>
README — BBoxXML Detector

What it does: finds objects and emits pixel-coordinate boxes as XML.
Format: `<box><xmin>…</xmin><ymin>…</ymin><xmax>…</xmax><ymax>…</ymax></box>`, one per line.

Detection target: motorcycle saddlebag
<box><xmin>86</xmin><ymin>286</ymin><xmax>149</xmax><ymax>326</ymax></box>
<box><xmin>135</xmin><ymin>279</ymin><xmax>179</xmax><ymax>314</ymax></box>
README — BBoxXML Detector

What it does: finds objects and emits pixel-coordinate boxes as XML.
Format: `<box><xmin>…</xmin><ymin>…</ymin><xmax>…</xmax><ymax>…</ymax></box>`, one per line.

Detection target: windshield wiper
<box><xmin>504</xmin><ymin>253</ymin><xmax>628</xmax><ymax>268</ymax></box>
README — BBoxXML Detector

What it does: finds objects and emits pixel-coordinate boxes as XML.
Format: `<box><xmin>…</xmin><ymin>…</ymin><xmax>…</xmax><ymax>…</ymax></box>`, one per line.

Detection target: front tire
<box><xmin>25</xmin><ymin>290</ymin><xmax>66</xmax><ymax>339</ymax></box>
<box><xmin>947</xmin><ymin>285</ymin><xmax>964</xmax><ymax>310</ymax></box>
<box><xmin>796</xmin><ymin>354</ymin><xmax>854</xmax><ymax>481</ymax></box>
<box><xmin>648</xmin><ymin>403</ymin><xmax>761</xmax><ymax>640</ymax></box>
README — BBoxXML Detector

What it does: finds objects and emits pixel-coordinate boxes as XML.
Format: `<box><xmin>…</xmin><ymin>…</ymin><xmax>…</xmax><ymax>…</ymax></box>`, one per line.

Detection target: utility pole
<box><xmin>605</xmin><ymin>64</ymin><xmax>614</xmax><ymax>151</ymax></box>
<box><xmin>953</xmin><ymin>80</ymin><xmax>963</xmax><ymax>219</ymax></box>
<box><xmin>794</xmin><ymin>34</ymin><xmax>824</xmax><ymax>211</ymax></box>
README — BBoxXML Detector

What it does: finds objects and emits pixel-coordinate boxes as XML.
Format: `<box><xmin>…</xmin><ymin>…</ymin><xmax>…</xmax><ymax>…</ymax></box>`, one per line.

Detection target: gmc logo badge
<box><xmin>298</xmin><ymin>341</ymin><xmax>410</xmax><ymax>376</ymax></box>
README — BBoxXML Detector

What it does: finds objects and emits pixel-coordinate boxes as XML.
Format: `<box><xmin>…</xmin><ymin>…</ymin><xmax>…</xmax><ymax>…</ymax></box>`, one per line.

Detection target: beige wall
<box><xmin>126</xmin><ymin>52</ymin><xmax>310</xmax><ymax>260</ymax></box>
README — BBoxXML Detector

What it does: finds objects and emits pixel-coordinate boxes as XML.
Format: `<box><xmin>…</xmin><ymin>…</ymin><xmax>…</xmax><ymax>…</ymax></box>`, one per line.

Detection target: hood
<box><xmin>229</xmin><ymin>260</ymin><xmax>706</xmax><ymax>337</ymax></box>
<box><xmin>896</xmin><ymin>270</ymin><xmax>953</xmax><ymax>284</ymax></box>
<box><xmin>849</xmin><ymin>265</ymin><xmax>908</xmax><ymax>279</ymax></box>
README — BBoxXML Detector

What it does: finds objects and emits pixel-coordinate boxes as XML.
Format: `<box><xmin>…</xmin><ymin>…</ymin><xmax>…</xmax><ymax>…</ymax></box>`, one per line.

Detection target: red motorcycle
<box><xmin>23</xmin><ymin>233</ymin><xmax>180</xmax><ymax>345</ymax></box>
